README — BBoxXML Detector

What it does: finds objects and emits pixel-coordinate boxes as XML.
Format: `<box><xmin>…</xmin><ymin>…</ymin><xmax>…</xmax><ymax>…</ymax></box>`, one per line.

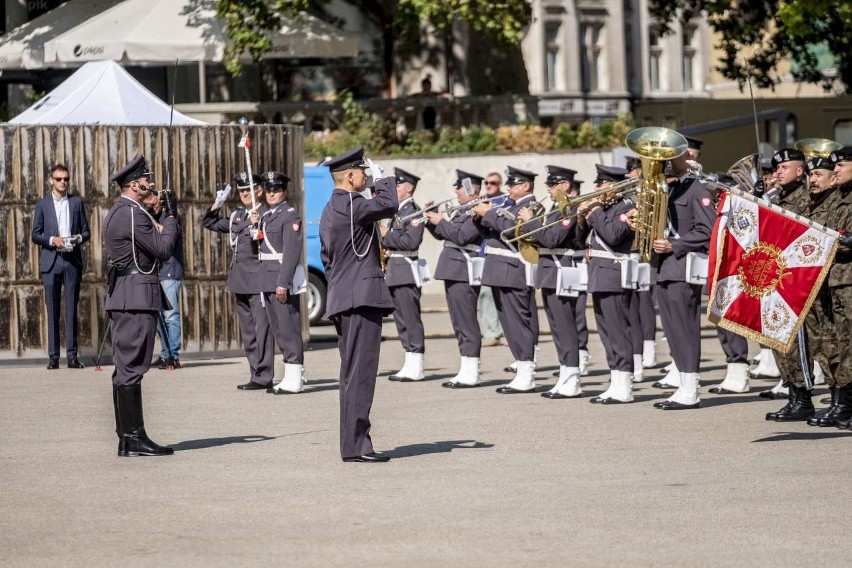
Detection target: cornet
<box><xmin>397</xmin><ymin>196</ymin><xmax>457</xmax><ymax>224</ymax></box>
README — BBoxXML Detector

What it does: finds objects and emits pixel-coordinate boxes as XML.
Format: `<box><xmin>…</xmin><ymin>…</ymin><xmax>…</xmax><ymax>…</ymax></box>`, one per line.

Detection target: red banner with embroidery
<box><xmin>707</xmin><ymin>190</ymin><xmax>839</xmax><ymax>352</ymax></box>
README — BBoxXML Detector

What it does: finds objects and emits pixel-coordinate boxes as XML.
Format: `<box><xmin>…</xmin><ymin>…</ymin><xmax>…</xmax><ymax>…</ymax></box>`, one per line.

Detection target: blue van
<box><xmin>303</xmin><ymin>165</ymin><xmax>334</xmax><ymax>324</ymax></box>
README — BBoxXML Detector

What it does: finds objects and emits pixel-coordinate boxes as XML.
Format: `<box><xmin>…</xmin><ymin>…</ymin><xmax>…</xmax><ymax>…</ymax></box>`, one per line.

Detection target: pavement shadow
<box><xmin>172</xmin><ymin>435</ymin><xmax>277</xmax><ymax>452</ymax></box>
<box><xmin>384</xmin><ymin>439</ymin><xmax>495</xmax><ymax>459</ymax></box>
<box><xmin>751</xmin><ymin>431</ymin><xmax>852</xmax><ymax>443</ymax></box>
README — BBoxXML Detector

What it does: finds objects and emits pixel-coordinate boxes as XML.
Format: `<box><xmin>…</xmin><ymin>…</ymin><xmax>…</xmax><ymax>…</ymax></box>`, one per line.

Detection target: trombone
<box><xmin>396</xmin><ymin>196</ymin><xmax>457</xmax><ymax>224</ymax></box>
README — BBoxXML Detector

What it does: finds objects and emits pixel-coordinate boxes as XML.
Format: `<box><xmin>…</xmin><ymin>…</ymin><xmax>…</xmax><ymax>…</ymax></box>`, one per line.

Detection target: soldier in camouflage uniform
<box><xmin>827</xmin><ymin>147</ymin><xmax>852</xmax><ymax>430</ymax></box>
<box><xmin>764</xmin><ymin>149</ymin><xmax>817</xmax><ymax>422</ymax></box>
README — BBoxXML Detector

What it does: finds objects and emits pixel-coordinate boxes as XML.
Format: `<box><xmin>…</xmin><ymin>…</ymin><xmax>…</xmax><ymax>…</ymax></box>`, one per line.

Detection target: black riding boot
<box><xmin>774</xmin><ymin>385</ymin><xmax>815</xmax><ymax>422</ymax></box>
<box><xmin>814</xmin><ymin>385</ymin><xmax>852</xmax><ymax>427</ymax></box>
<box><xmin>765</xmin><ymin>385</ymin><xmax>794</xmax><ymax>421</ymax></box>
<box><xmin>115</xmin><ymin>383</ymin><xmax>174</xmax><ymax>457</ymax></box>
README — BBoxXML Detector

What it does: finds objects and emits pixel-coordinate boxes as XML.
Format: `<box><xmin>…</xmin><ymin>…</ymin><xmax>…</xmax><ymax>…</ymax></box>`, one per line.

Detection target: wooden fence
<box><xmin>0</xmin><ymin>124</ymin><xmax>304</xmax><ymax>359</ymax></box>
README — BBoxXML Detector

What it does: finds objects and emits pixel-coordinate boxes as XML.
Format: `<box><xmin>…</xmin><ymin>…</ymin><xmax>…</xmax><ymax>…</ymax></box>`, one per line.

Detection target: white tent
<box><xmin>9</xmin><ymin>60</ymin><xmax>205</xmax><ymax>125</ymax></box>
<box><xmin>42</xmin><ymin>0</ymin><xmax>359</xmax><ymax>65</ymax></box>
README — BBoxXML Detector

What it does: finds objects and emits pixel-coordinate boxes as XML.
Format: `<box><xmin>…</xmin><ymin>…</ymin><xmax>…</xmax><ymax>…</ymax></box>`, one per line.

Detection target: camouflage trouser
<box><xmin>775</xmin><ymin>287</ymin><xmax>837</xmax><ymax>388</ymax></box>
<box><xmin>830</xmin><ymin>285</ymin><xmax>852</xmax><ymax>387</ymax></box>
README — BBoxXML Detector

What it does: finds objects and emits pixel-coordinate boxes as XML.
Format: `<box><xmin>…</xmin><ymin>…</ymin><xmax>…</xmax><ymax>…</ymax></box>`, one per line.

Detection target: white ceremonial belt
<box><xmin>539</xmin><ymin>248</ymin><xmax>573</xmax><ymax>256</ymax></box>
<box><xmin>588</xmin><ymin>249</ymin><xmax>633</xmax><ymax>262</ymax></box>
<box><xmin>444</xmin><ymin>242</ymin><xmax>481</xmax><ymax>252</ymax></box>
<box><xmin>387</xmin><ymin>251</ymin><xmax>419</xmax><ymax>258</ymax></box>
<box><xmin>258</xmin><ymin>252</ymin><xmax>283</xmax><ymax>261</ymax></box>
<box><xmin>484</xmin><ymin>246</ymin><xmax>520</xmax><ymax>259</ymax></box>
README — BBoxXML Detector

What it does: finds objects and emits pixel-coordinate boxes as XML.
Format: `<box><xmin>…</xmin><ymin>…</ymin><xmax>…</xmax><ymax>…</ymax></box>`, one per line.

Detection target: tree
<box><xmin>648</xmin><ymin>0</ymin><xmax>852</xmax><ymax>94</ymax></box>
<box><xmin>215</xmin><ymin>0</ymin><xmax>532</xmax><ymax>91</ymax></box>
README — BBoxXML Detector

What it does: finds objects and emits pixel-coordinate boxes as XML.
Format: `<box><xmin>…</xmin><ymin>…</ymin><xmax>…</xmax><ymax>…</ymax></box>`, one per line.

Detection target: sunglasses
<box><xmin>53</xmin><ymin>177</ymin><xmax>69</xmax><ymax>182</ymax></box>
<box><xmin>264</xmin><ymin>187</ymin><xmax>285</xmax><ymax>193</ymax></box>
<box><xmin>238</xmin><ymin>187</ymin><xmax>254</xmax><ymax>193</ymax></box>
<box><xmin>484</xmin><ymin>180</ymin><xmax>500</xmax><ymax>186</ymax></box>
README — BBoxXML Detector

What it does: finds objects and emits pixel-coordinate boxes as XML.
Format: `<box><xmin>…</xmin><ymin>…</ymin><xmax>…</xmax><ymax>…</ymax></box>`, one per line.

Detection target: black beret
<box><xmin>325</xmin><ymin>146</ymin><xmax>368</xmax><ymax>172</ymax></box>
<box><xmin>624</xmin><ymin>156</ymin><xmax>642</xmax><ymax>171</ymax></box>
<box><xmin>594</xmin><ymin>164</ymin><xmax>628</xmax><ymax>183</ymax></box>
<box><xmin>771</xmin><ymin>148</ymin><xmax>806</xmax><ymax>168</ymax></box>
<box><xmin>394</xmin><ymin>167</ymin><xmax>421</xmax><ymax>185</ymax></box>
<box><xmin>544</xmin><ymin>165</ymin><xmax>576</xmax><ymax>186</ymax></box>
<box><xmin>454</xmin><ymin>169</ymin><xmax>484</xmax><ymax>188</ymax></box>
<box><xmin>806</xmin><ymin>157</ymin><xmax>834</xmax><ymax>172</ymax></box>
<box><xmin>261</xmin><ymin>171</ymin><xmax>291</xmax><ymax>188</ymax></box>
<box><xmin>506</xmin><ymin>166</ymin><xmax>537</xmax><ymax>185</ymax></box>
<box><xmin>112</xmin><ymin>154</ymin><xmax>153</xmax><ymax>186</ymax></box>
<box><xmin>830</xmin><ymin>146</ymin><xmax>852</xmax><ymax>165</ymax></box>
<box><xmin>685</xmin><ymin>136</ymin><xmax>704</xmax><ymax>150</ymax></box>
<box><xmin>234</xmin><ymin>172</ymin><xmax>262</xmax><ymax>189</ymax></box>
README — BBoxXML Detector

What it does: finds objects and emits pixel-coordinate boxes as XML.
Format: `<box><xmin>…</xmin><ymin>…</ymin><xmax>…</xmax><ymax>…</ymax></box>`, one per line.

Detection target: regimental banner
<box><xmin>707</xmin><ymin>189</ymin><xmax>840</xmax><ymax>353</ymax></box>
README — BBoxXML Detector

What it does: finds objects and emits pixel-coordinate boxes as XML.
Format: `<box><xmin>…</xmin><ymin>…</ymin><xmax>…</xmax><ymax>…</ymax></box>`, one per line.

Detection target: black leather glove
<box><xmin>161</xmin><ymin>190</ymin><xmax>178</xmax><ymax>219</ymax></box>
<box><xmin>839</xmin><ymin>232</ymin><xmax>852</xmax><ymax>249</ymax></box>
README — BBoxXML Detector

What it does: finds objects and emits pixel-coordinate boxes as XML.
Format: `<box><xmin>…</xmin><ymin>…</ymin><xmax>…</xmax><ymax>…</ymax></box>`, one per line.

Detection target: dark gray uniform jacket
<box><xmin>576</xmin><ymin>198</ymin><xmax>636</xmax><ymax>294</ymax></box>
<box><xmin>479</xmin><ymin>193</ymin><xmax>538</xmax><ymax>290</ymax></box>
<box><xmin>427</xmin><ymin>211</ymin><xmax>483</xmax><ymax>282</ymax></box>
<box><xmin>320</xmin><ymin>179</ymin><xmax>398</xmax><ymax>319</ymax></box>
<box><xmin>382</xmin><ymin>198</ymin><xmax>425</xmax><ymax>287</ymax></box>
<box><xmin>522</xmin><ymin>206</ymin><xmax>579</xmax><ymax>289</ymax></box>
<box><xmin>258</xmin><ymin>200</ymin><xmax>303</xmax><ymax>291</ymax></box>
<box><xmin>202</xmin><ymin>204</ymin><xmax>269</xmax><ymax>294</ymax></box>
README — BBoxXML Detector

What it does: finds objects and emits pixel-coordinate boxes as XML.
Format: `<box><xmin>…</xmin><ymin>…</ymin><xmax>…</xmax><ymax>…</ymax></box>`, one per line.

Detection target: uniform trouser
<box><xmin>575</xmin><ymin>292</ymin><xmax>589</xmax><ymax>349</ymax></box>
<box><xmin>235</xmin><ymin>293</ymin><xmax>274</xmax><ymax>385</ymax></box>
<box><xmin>157</xmin><ymin>278</ymin><xmax>182</xmax><ymax>360</ymax></box>
<box><xmin>262</xmin><ymin>291</ymin><xmax>304</xmax><ymax>364</ymax></box>
<box><xmin>389</xmin><ymin>284</ymin><xmax>424</xmax><ymax>353</ymax></box>
<box><xmin>637</xmin><ymin>289</ymin><xmax>656</xmax><ymax>341</ymax></box>
<box><xmin>717</xmin><ymin>327</ymin><xmax>749</xmax><ymax>364</ymax></box>
<box><xmin>775</xmin><ymin>286</ymin><xmax>839</xmax><ymax>388</ymax></box>
<box><xmin>830</xmin><ymin>285</ymin><xmax>852</xmax><ymax>387</ymax></box>
<box><xmin>493</xmin><ymin>286</ymin><xmax>537</xmax><ymax>361</ymax></box>
<box><xmin>592</xmin><ymin>291</ymin><xmax>633</xmax><ymax>372</ymax></box>
<box><xmin>445</xmin><ymin>280</ymin><xmax>482</xmax><ymax>357</ymax></box>
<box><xmin>478</xmin><ymin>286</ymin><xmax>503</xmax><ymax>339</ymax></box>
<box><xmin>657</xmin><ymin>281</ymin><xmax>702</xmax><ymax>373</ymax></box>
<box><xmin>42</xmin><ymin>256</ymin><xmax>81</xmax><ymax>359</ymax></box>
<box><xmin>628</xmin><ymin>292</ymin><xmax>644</xmax><ymax>354</ymax></box>
<box><xmin>542</xmin><ymin>288</ymin><xmax>580</xmax><ymax>367</ymax></box>
<box><xmin>334</xmin><ymin>307</ymin><xmax>383</xmax><ymax>459</ymax></box>
<box><xmin>109</xmin><ymin>310</ymin><xmax>157</xmax><ymax>386</ymax></box>
<box><xmin>530</xmin><ymin>289</ymin><xmax>540</xmax><ymax>344</ymax></box>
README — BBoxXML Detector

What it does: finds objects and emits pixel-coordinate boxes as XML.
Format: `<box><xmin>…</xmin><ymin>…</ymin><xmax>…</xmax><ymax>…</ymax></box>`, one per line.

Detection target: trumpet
<box><xmin>446</xmin><ymin>194</ymin><xmax>506</xmax><ymax>216</ymax></box>
<box><xmin>397</xmin><ymin>196</ymin><xmax>456</xmax><ymax>224</ymax></box>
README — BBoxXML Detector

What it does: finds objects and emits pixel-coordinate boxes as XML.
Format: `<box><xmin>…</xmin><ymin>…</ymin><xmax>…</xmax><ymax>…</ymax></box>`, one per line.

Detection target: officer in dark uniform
<box><xmin>382</xmin><ymin>168</ymin><xmax>427</xmax><ymax>382</ymax></box>
<box><xmin>320</xmin><ymin>147</ymin><xmax>397</xmax><ymax>462</ymax></box>
<box><xmin>764</xmin><ymin>148</ymin><xmax>817</xmax><ymax>421</ymax></box>
<box><xmin>255</xmin><ymin>171</ymin><xmax>306</xmax><ymax>395</ymax></box>
<box><xmin>575</xmin><ymin>164</ymin><xmax>636</xmax><ymax>403</ymax></box>
<box><xmin>472</xmin><ymin>166</ymin><xmax>540</xmax><ymax>393</ymax></box>
<box><xmin>425</xmin><ymin>169</ymin><xmax>485</xmax><ymax>388</ymax></box>
<box><xmin>569</xmin><ymin>178</ymin><xmax>591</xmax><ymax>374</ymax></box>
<box><xmin>644</xmin><ymin>151</ymin><xmax>715</xmax><ymax>410</ymax></box>
<box><xmin>519</xmin><ymin>165</ymin><xmax>583</xmax><ymax>398</ymax></box>
<box><xmin>202</xmin><ymin>172</ymin><xmax>274</xmax><ymax>390</ymax></box>
<box><xmin>103</xmin><ymin>154</ymin><xmax>179</xmax><ymax>457</ymax></box>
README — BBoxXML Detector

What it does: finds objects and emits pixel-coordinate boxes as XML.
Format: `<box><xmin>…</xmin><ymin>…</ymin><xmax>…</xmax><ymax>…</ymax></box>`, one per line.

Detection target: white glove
<box><xmin>214</xmin><ymin>184</ymin><xmax>232</xmax><ymax>208</ymax></box>
<box><xmin>366</xmin><ymin>158</ymin><xmax>385</xmax><ymax>181</ymax></box>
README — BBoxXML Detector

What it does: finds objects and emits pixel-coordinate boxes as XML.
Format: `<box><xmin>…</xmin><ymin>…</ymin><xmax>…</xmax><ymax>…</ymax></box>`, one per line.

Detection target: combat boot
<box><xmin>807</xmin><ymin>386</ymin><xmax>836</xmax><ymax>427</ymax></box>
<box><xmin>773</xmin><ymin>385</ymin><xmax>815</xmax><ymax>422</ymax></box>
<box><xmin>765</xmin><ymin>386</ymin><xmax>794</xmax><ymax>421</ymax></box>
<box><xmin>812</xmin><ymin>385</ymin><xmax>852</xmax><ymax>427</ymax></box>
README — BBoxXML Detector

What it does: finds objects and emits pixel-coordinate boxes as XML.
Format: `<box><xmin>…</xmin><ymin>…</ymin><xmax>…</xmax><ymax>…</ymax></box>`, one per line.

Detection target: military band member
<box><xmin>519</xmin><ymin>165</ymin><xmax>583</xmax><ymax>398</ymax></box>
<box><xmin>764</xmin><ymin>149</ymin><xmax>817</xmax><ymax>421</ymax></box>
<box><xmin>382</xmin><ymin>168</ymin><xmax>427</xmax><ymax>381</ymax></box>
<box><xmin>576</xmin><ymin>165</ymin><xmax>636</xmax><ymax>403</ymax></box>
<box><xmin>644</xmin><ymin>152</ymin><xmax>715</xmax><ymax>410</ymax></box>
<box><xmin>202</xmin><ymin>172</ymin><xmax>275</xmax><ymax>391</ymax></box>
<box><xmin>473</xmin><ymin>166</ymin><xmax>540</xmax><ymax>393</ymax></box>
<box><xmin>425</xmin><ymin>169</ymin><xmax>485</xmax><ymax>388</ymax></box>
<box><xmin>320</xmin><ymin>147</ymin><xmax>396</xmax><ymax>462</ymax></box>
<box><xmin>103</xmin><ymin>154</ymin><xmax>179</xmax><ymax>457</ymax></box>
<box><xmin>255</xmin><ymin>171</ymin><xmax>307</xmax><ymax>395</ymax></box>
<box><xmin>569</xmin><ymin>178</ymin><xmax>591</xmax><ymax>374</ymax></box>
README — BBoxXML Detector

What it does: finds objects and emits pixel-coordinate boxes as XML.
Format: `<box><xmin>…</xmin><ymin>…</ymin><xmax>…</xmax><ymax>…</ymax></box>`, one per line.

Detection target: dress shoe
<box><xmin>820</xmin><ymin>397</ymin><xmax>831</xmax><ymax>404</ymax></box>
<box><xmin>589</xmin><ymin>396</ymin><xmax>629</xmax><ymax>404</ymax></box>
<box><xmin>652</xmin><ymin>381</ymin><xmax>674</xmax><ymax>389</ymax></box>
<box><xmin>495</xmin><ymin>386</ymin><xmax>536</xmax><ymax>394</ymax></box>
<box><xmin>237</xmin><ymin>381</ymin><xmax>271</xmax><ymax>390</ymax></box>
<box><xmin>343</xmin><ymin>453</ymin><xmax>390</xmax><ymax>463</ymax></box>
<box><xmin>758</xmin><ymin>390</ymin><xmax>787</xmax><ymax>400</ymax></box>
<box><xmin>545</xmin><ymin>392</ymin><xmax>582</xmax><ymax>399</ymax></box>
<box><xmin>47</xmin><ymin>358</ymin><xmax>59</xmax><ymax>370</ymax></box>
<box><xmin>67</xmin><ymin>358</ymin><xmax>85</xmax><ymax>369</ymax></box>
<box><xmin>654</xmin><ymin>400</ymin><xmax>700</xmax><ymax>410</ymax></box>
<box><xmin>503</xmin><ymin>365</ymin><xmax>516</xmax><ymax>373</ymax></box>
<box><xmin>442</xmin><ymin>381</ymin><xmax>480</xmax><ymax>389</ymax></box>
<box><xmin>709</xmin><ymin>386</ymin><xmax>739</xmax><ymax>394</ymax></box>
<box><xmin>153</xmin><ymin>356</ymin><xmax>167</xmax><ymax>368</ymax></box>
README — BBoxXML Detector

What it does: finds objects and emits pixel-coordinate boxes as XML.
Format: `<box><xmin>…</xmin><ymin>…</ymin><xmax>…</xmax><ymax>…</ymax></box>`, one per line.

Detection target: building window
<box><xmin>580</xmin><ymin>22</ymin><xmax>603</xmax><ymax>92</ymax></box>
<box><xmin>649</xmin><ymin>29</ymin><xmax>662</xmax><ymax>92</ymax></box>
<box><xmin>835</xmin><ymin>119</ymin><xmax>852</xmax><ymax>145</ymax></box>
<box><xmin>544</xmin><ymin>21</ymin><xmax>561</xmax><ymax>92</ymax></box>
<box><xmin>682</xmin><ymin>24</ymin><xmax>697</xmax><ymax>91</ymax></box>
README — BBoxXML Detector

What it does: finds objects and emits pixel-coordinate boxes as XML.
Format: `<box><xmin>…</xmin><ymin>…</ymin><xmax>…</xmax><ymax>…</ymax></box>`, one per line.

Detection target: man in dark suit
<box><xmin>103</xmin><ymin>154</ymin><xmax>179</xmax><ymax>456</ymax></box>
<box><xmin>320</xmin><ymin>147</ymin><xmax>397</xmax><ymax>463</ymax></box>
<box><xmin>32</xmin><ymin>164</ymin><xmax>91</xmax><ymax>370</ymax></box>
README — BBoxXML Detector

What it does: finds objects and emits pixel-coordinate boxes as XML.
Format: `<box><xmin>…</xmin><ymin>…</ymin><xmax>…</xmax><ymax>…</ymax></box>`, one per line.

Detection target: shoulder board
<box><xmin>287</xmin><ymin>207</ymin><xmax>295</xmax><ymax>212</ymax></box>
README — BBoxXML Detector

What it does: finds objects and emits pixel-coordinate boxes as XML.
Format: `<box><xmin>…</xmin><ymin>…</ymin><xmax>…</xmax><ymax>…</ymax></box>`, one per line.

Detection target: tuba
<box><xmin>626</xmin><ymin>127</ymin><xmax>689</xmax><ymax>263</ymax></box>
<box><xmin>795</xmin><ymin>138</ymin><xmax>842</xmax><ymax>159</ymax></box>
<box><xmin>727</xmin><ymin>153</ymin><xmax>761</xmax><ymax>194</ymax></box>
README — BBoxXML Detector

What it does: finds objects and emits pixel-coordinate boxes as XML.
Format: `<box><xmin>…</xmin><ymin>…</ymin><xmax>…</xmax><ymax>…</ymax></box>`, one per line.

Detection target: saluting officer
<box><xmin>256</xmin><ymin>171</ymin><xmax>307</xmax><ymax>395</ymax></box>
<box><xmin>425</xmin><ymin>169</ymin><xmax>485</xmax><ymax>388</ymax></box>
<box><xmin>104</xmin><ymin>154</ymin><xmax>179</xmax><ymax>457</ymax></box>
<box><xmin>519</xmin><ymin>165</ymin><xmax>583</xmax><ymax>399</ymax></box>
<box><xmin>320</xmin><ymin>147</ymin><xmax>396</xmax><ymax>462</ymax></box>
<box><xmin>643</xmin><ymin>151</ymin><xmax>715</xmax><ymax>410</ymax></box>
<box><xmin>575</xmin><ymin>164</ymin><xmax>636</xmax><ymax>404</ymax></box>
<box><xmin>472</xmin><ymin>166</ymin><xmax>540</xmax><ymax>394</ymax></box>
<box><xmin>382</xmin><ymin>168</ymin><xmax>427</xmax><ymax>382</ymax></box>
<box><xmin>202</xmin><ymin>172</ymin><xmax>274</xmax><ymax>391</ymax></box>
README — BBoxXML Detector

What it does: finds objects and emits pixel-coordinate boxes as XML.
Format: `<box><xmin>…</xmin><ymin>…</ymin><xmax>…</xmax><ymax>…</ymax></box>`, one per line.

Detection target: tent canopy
<box><xmin>9</xmin><ymin>60</ymin><xmax>205</xmax><ymax>125</ymax></box>
<box><xmin>42</xmin><ymin>0</ymin><xmax>359</xmax><ymax>65</ymax></box>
